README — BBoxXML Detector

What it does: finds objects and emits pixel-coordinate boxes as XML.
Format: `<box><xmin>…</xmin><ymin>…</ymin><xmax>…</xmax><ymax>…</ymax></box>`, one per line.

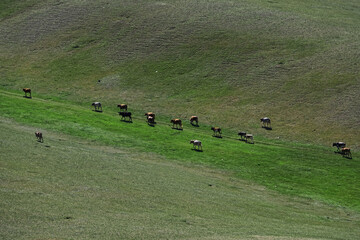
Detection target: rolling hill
<box><xmin>0</xmin><ymin>0</ymin><xmax>359</xmax><ymax>147</ymax></box>
<box><xmin>1</xmin><ymin>0</ymin><xmax>360</xmax><ymax>239</ymax></box>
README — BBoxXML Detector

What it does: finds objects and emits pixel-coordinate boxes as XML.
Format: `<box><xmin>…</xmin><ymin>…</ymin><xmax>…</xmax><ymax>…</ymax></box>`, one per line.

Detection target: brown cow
<box><xmin>341</xmin><ymin>148</ymin><xmax>352</xmax><ymax>158</ymax></box>
<box><xmin>23</xmin><ymin>88</ymin><xmax>31</xmax><ymax>98</ymax></box>
<box><xmin>35</xmin><ymin>132</ymin><xmax>43</xmax><ymax>142</ymax></box>
<box><xmin>190</xmin><ymin>116</ymin><xmax>198</xmax><ymax>126</ymax></box>
<box><xmin>211</xmin><ymin>127</ymin><xmax>222</xmax><ymax>137</ymax></box>
<box><xmin>117</xmin><ymin>104</ymin><xmax>127</xmax><ymax>112</ymax></box>
<box><xmin>245</xmin><ymin>134</ymin><xmax>254</xmax><ymax>144</ymax></box>
<box><xmin>171</xmin><ymin>119</ymin><xmax>183</xmax><ymax>129</ymax></box>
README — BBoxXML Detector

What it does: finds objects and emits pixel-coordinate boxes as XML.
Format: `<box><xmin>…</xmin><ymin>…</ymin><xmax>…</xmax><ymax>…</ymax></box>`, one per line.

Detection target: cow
<box><xmin>245</xmin><ymin>134</ymin><xmax>254</xmax><ymax>144</ymax></box>
<box><xmin>261</xmin><ymin>117</ymin><xmax>271</xmax><ymax>128</ymax></box>
<box><xmin>23</xmin><ymin>88</ymin><xmax>31</xmax><ymax>98</ymax></box>
<box><xmin>92</xmin><ymin>102</ymin><xmax>102</xmax><ymax>111</ymax></box>
<box><xmin>341</xmin><ymin>148</ymin><xmax>352</xmax><ymax>158</ymax></box>
<box><xmin>145</xmin><ymin>112</ymin><xmax>155</xmax><ymax>121</ymax></box>
<box><xmin>238</xmin><ymin>131</ymin><xmax>247</xmax><ymax>140</ymax></box>
<box><xmin>117</xmin><ymin>104</ymin><xmax>127</xmax><ymax>112</ymax></box>
<box><xmin>190</xmin><ymin>140</ymin><xmax>202</xmax><ymax>151</ymax></box>
<box><xmin>35</xmin><ymin>132</ymin><xmax>43</xmax><ymax>142</ymax></box>
<box><xmin>171</xmin><ymin>119</ymin><xmax>183</xmax><ymax>129</ymax></box>
<box><xmin>190</xmin><ymin>116</ymin><xmax>198</xmax><ymax>126</ymax></box>
<box><xmin>332</xmin><ymin>142</ymin><xmax>346</xmax><ymax>151</ymax></box>
<box><xmin>147</xmin><ymin>116</ymin><xmax>155</xmax><ymax>125</ymax></box>
<box><xmin>211</xmin><ymin>127</ymin><xmax>222</xmax><ymax>137</ymax></box>
<box><xmin>119</xmin><ymin>111</ymin><xmax>132</xmax><ymax>122</ymax></box>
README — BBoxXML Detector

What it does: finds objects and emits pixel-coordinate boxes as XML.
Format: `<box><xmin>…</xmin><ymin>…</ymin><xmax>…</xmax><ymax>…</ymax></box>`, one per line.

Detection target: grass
<box><xmin>1</xmin><ymin>0</ymin><xmax>360</xmax><ymax>238</ymax></box>
<box><xmin>1</xmin><ymin>108</ymin><xmax>360</xmax><ymax>239</ymax></box>
<box><xmin>0</xmin><ymin>0</ymin><xmax>359</xmax><ymax>147</ymax></box>
<box><xmin>1</xmin><ymin>90</ymin><xmax>359</xmax><ymax>213</ymax></box>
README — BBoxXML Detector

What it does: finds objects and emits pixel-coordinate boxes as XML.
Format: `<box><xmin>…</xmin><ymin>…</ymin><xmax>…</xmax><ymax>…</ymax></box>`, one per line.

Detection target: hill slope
<box><xmin>1</xmin><ymin>90</ymin><xmax>359</xmax><ymax>212</ymax></box>
<box><xmin>1</xmin><ymin>115</ymin><xmax>360</xmax><ymax>239</ymax></box>
<box><xmin>0</xmin><ymin>0</ymin><xmax>359</xmax><ymax>147</ymax></box>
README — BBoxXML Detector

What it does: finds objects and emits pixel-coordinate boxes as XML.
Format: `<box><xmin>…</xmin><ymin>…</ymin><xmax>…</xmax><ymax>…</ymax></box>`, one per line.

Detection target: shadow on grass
<box><xmin>147</xmin><ymin>121</ymin><xmax>156</xmax><ymax>127</ymax></box>
<box><xmin>191</xmin><ymin>123</ymin><xmax>200</xmax><ymax>127</ymax></box>
<box><xmin>262</xmin><ymin>126</ymin><xmax>273</xmax><ymax>130</ymax></box>
<box><xmin>120</xmin><ymin>119</ymin><xmax>133</xmax><ymax>123</ymax></box>
<box><xmin>92</xmin><ymin>110</ymin><xmax>103</xmax><ymax>113</ymax></box>
<box><xmin>334</xmin><ymin>151</ymin><xmax>352</xmax><ymax>159</ymax></box>
<box><xmin>191</xmin><ymin>148</ymin><xmax>203</xmax><ymax>152</ymax></box>
<box><xmin>213</xmin><ymin>135</ymin><xmax>222</xmax><ymax>138</ymax></box>
<box><xmin>172</xmin><ymin>127</ymin><xmax>183</xmax><ymax>131</ymax></box>
<box><xmin>23</xmin><ymin>96</ymin><xmax>32</xmax><ymax>99</ymax></box>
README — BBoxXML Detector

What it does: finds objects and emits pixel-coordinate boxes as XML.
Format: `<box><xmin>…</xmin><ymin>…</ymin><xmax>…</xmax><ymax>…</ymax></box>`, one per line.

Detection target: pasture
<box><xmin>1</xmin><ymin>95</ymin><xmax>360</xmax><ymax>239</ymax></box>
<box><xmin>1</xmin><ymin>90</ymin><xmax>359</xmax><ymax>213</ymax></box>
<box><xmin>0</xmin><ymin>0</ymin><xmax>359</xmax><ymax>146</ymax></box>
<box><xmin>1</xmin><ymin>0</ymin><xmax>360</xmax><ymax>238</ymax></box>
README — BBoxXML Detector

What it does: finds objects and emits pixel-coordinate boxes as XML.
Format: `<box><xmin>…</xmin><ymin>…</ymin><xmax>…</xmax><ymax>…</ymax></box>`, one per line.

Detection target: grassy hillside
<box><xmin>1</xmin><ymin>103</ymin><xmax>360</xmax><ymax>239</ymax></box>
<box><xmin>0</xmin><ymin>0</ymin><xmax>359</xmax><ymax>147</ymax></box>
<box><xmin>1</xmin><ymin>1</ymin><xmax>360</xmax><ymax>238</ymax></box>
<box><xmin>1</xmin><ymin>90</ymin><xmax>359</xmax><ymax>212</ymax></box>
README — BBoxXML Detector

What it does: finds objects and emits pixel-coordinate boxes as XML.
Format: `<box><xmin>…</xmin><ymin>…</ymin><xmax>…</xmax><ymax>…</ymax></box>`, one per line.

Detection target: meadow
<box><xmin>1</xmin><ymin>0</ymin><xmax>360</xmax><ymax>238</ymax></box>
<box><xmin>1</xmin><ymin>92</ymin><xmax>360</xmax><ymax>239</ymax></box>
<box><xmin>0</xmin><ymin>0</ymin><xmax>359</xmax><ymax>146</ymax></box>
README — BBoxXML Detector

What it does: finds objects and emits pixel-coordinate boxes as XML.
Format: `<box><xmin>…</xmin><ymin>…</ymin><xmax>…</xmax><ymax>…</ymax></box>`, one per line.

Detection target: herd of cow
<box><xmin>23</xmin><ymin>88</ymin><xmax>352</xmax><ymax>158</ymax></box>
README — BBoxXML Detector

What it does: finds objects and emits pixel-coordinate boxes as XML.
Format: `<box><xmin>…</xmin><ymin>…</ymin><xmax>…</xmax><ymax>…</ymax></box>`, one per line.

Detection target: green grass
<box><xmin>1</xmin><ymin>0</ymin><xmax>360</xmax><ymax>238</ymax></box>
<box><xmin>1</xmin><ymin>106</ymin><xmax>360</xmax><ymax>239</ymax></box>
<box><xmin>1</xmin><ymin>90</ymin><xmax>359</xmax><ymax>213</ymax></box>
<box><xmin>0</xmin><ymin>0</ymin><xmax>359</xmax><ymax>147</ymax></box>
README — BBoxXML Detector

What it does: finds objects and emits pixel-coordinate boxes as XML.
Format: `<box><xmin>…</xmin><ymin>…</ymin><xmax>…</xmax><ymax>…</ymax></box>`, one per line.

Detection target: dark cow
<box><xmin>171</xmin><ymin>119</ymin><xmax>183</xmax><ymax>129</ymax></box>
<box><xmin>92</xmin><ymin>102</ymin><xmax>102</xmax><ymax>111</ymax></box>
<box><xmin>35</xmin><ymin>131</ymin><xmax>43</xmax><ymax>142</ymax></box>
<box><xmin>190</xmin><ymin>140</ymin><xmax>202</xmax><ymax>151</ymax></box>
<box><xmin>23</xmin><ymin>88</ymin><xmax>31</xmax><ymax>98</ymax></box>
<box><xmin>119</xmin><ymin>112</ymin><xmax>132</xmax><ymax>122</ymax></box>
<box><xmin>190</xmin><ymin>116</ymin><xmax>198</xmax><ymax>126</ymax></box>
<box><xmin>332</xmin><ymin>142</ymin><xmax>346</xmax><ymax>151</ymax></box>
<box><xmin>211</xmin><ymin>127</ymin><xmax>222</xmax><ymax>137</ymax></box>
<box><xmin>145</xmin><ymin>112</ymin><xmax>155</xmax><ymax>120</ymax></box>
<box><xmin>238</xmin><ymin>131</ymin><xmax>247</xmax><ymax>140</ymax></box>
<box><xmin>147</xmin><ymin>116</ymin><xmax>155</xmax><ymax>125</ymax></box>
<box><xmin>261</xmin><ymin>117</ymin><xmax>271</xmax><ymax>128</ymax></box>
<box><xmin>117</xmin><ymin>104</ymin><xmax>127</xmax><ymax>112</ymax></box>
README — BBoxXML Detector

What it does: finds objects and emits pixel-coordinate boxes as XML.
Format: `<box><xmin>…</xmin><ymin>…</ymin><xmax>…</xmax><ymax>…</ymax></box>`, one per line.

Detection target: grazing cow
<box><xmin>92</xmin><ymin>102</ymin><xmax>102</xmax><ymax>111</ymax></box>
<box><xmin>245</xmin><ymin>134</ymin><xmax>254</xmax><ymax>144</ymax></box>
<box><xmin>35</xmin><ymin>131</ymin><xmax>43</xmax><ymax>142</ymax></box>
<box><xmin>23</xmin><ymin>88</ymin><xmax>31</xmax><ymax>98</ymax></box>
<box><xmin>238</xmin><ymin>131</ymin><xmax>247</xmax><ymax>140</ymax></box>
<box><xmin>145</xmin><ymin>112</ymin><xmax>155</xmax><ymax>121</ymax></box>
<box><xmin>341</xmin><ymin>148</ymin><xmax>352</xmax><ymax>158</ymax></box>
<box><xmin>119</xmin><ymin>111</ymin><xmax>132</xmax><ymax>122</ymax></box>
<box><xmin>190</xmin><ymin>116</ymin><xmax>198</xmax><ymax>126</ymax></box>
<box><xmin>117</xmin><ymin>104</ymin><xmax>127</xmax><ymax>112</ymax></box>
<box><xmin>190</xmin><ymin>140</ymin><xmax>202</xmax><ymax>151</ymax></box>
<box><xmin>332</xmin><ymin>142</ymin><xmax>346</xmax><ymax>151</ymax></box>
<box><xmin>147</xmin><ymin>116</ymin><xmax>155</xmax><ymax>125</ymax></box>
<box><xmin>211</xmin><ymin>127</ymin><xmax>222</xmax><ymax>137</ymax></box>
<box><xmin>171</xmin><ymin>119</ymin><xmax>183</xmax><ymax>129</ymax></box>
<box><xmin>261</xmin><ymin>117</ymin><xmax>271</xmax><ymax>128</ymax></box>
